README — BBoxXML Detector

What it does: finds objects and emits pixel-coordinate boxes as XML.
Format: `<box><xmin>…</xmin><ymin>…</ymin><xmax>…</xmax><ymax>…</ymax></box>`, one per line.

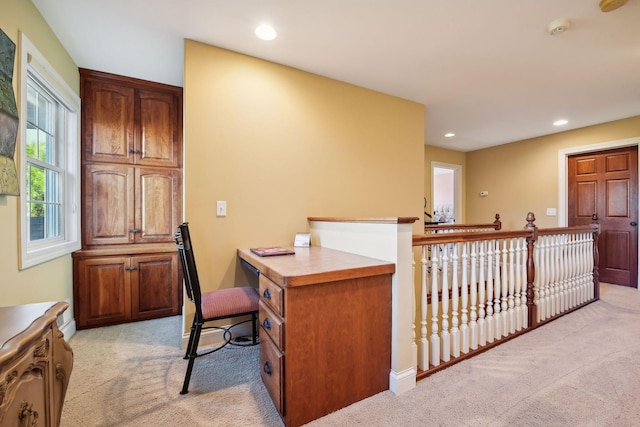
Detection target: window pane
<box><xmin>38</xmin><ymin>91</ymin><xmax>53</xmax><ymax>133</ymax></box>
<box><xmin>26</xmin><ymin>124</ymin><xmax>38</xmax><ymax>159</ymax></box>
<box><xmin>28</xmin><ymin>202</ymin><xmax>45</xmax><ymax>241</ymax></box>
<box><xmin>27</xmin><ymin>84</ymin><xmax>37</xmax><ymax>124</ymax></box>
<box><xmin>45</xmin><ymin>204</ymin><xmax>61</xmax><ymax>239</ymax></box>
<box><xmin>45</xmin><ymin>169</ymin><xmax>60</xmax><ymax>203</ymax></box>
<box><xmin>28</xmin><ymin>164</ymin><xmax>45</xmax><ymax>202</ymax></box>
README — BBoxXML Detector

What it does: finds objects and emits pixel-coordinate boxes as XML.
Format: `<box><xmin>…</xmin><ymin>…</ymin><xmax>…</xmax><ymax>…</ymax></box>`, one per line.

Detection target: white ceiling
<box><xmin>32</xmin><ymin>0</ymin><xmax>640</xmax><ymax>152</ymax></box>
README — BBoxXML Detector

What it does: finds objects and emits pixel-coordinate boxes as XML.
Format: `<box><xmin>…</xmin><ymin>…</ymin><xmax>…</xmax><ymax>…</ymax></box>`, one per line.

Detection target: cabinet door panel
<box><xmin>135</xmin><ymin>168</ymin><xmax>182</xmax><ymax>243</ymax></box>
<box><xmin>83</xmin><ymin>80</ymin><xmax>135</xmax><ymax>164</ymax></box>
<box><xmin>137</xmin><ymin>90</ymin><xmax>181</xmax><ymax>167</ymax></box>
<box><xmin>76</xmin><ymin>257</ymin><xmax>131</xmax><ymax>328</ymax></box>
<box><xmin>131</xmin><ymin>253</ymin><xmax>180</xmax><ymax>320</ymax></box>
<box><xmin>84</xmin><ymin>164</ymin><xmax>134</xmax><ymax>245</ymax></box>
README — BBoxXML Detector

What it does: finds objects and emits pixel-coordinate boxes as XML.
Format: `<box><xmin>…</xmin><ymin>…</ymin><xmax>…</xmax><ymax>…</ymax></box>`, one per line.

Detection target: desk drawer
<box><xmin>259</xmin><ymin>274</ymin><xmax>284</xmax><ymax>316</ymax></box>
<box><xmin>260</xmin><ymin>333</ymin><xmax>284</xmax><ymax>414</ymax></box>
<box><xmin>259</xmin><ymin>300</ymin><xmax>284</xmax><ymax>350</ymax></box>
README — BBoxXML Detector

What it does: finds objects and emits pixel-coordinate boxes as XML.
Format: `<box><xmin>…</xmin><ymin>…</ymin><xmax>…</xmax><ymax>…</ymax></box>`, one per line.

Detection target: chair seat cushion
<box><xmin>201</xmin><ymin>287</ymin><xmax>259</xmax><ymax>319</ymax></box>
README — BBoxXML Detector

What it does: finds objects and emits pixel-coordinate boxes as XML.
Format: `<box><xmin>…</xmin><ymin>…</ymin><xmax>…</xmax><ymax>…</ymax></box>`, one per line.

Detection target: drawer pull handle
<box><xmin>263</xmin><ymin>361</ymin><xmax>272</xmax><ymax>375</ymax></box>
<box><xmin>263</xmin><ymin>318</ymin><xmax>271</xmax><ymax>330</ymax></box>
<box><xmin>263</xmin><ymin>289</ymin><xmax>272</xmax><ymax>300</ymax></box>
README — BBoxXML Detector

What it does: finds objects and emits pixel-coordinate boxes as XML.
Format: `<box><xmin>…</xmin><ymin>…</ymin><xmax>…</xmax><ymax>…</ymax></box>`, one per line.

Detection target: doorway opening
<box><xmin>431</xmin><ymin>162</ymin><xmax>461</xmax><ymax>224</ymax></box>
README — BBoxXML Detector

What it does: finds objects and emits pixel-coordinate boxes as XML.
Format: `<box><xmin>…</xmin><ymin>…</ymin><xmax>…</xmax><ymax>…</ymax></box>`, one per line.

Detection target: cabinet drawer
<box><xmin>259</xmin><ymin>300</ymin><xmax>284</xmax><ymax>350</ymax></box>
<box><xmin>260</xmin><ymin>333</ymin><xmax>284</xmax><ymax>414</ymax></box>
<box><xmin>259</xmin><ymin>274</ymin><xmax>284</xmax><ymax>316</ymax></box>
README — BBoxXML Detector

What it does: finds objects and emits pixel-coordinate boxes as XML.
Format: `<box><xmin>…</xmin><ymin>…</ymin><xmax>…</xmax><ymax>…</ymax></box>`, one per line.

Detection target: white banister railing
<box><xmin>412</xmin><ymin>213</ymin><xmax>599</xmax><ymax>377</ymax></box>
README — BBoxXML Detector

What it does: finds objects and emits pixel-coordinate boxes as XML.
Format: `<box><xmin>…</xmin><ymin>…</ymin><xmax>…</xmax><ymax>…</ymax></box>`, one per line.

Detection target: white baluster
<box><xmin>508</xmin><ymin>238</ymin><xmax>516</xmax><ymax>334</ymax></box>
<box><xmin>451</xmin><ymin>244</ymin><xmax>460</xmax><ymax>358</ymax></box>
<box><xmin>585</xmin><ymin>233</ymin><xmax>595</xmax><ymax>301</ymax></box>
<box><xmin>521</xmin><ymin>237</ymin><xmax>528</xmax><ymax>328</ymax></box>
<box><xmin>441</xmin><ymin>245</ymin><xmax>451</xmax><ymax>362</ymax></box>
<box><xmin>550</xmin><ymin>235</ymin><xmax>558</xmax><ymax>317</ymax></box>
<box><xmin>460</xmin><ymin>243</ymin><xmax>469</xmax><ymax>354</ymax></box>
<box><xmin>486</xmin><ymin>240</ymin><xmax>494</xmax><ymax>342</ymax></box>
<box><xmin>543</xmin><ymin>236</ymin><xmax>551</xmax><ymax>320</ymax></box>
<box><xmin>534</xmin><ymin>235</ymin><xmax>542</xmax><ymax>323</ymax></box>
<box><xmin>493</xmin><ymin>240</ymin><xmax>502</xmax><ymax>339</ymax></box>
<box><xmin>412</xmin><ymin>258</ymin><xmax>417</xmax><ymax>370</ymax></box>
<box><xmin>514</xmin><ymin>238</ymin><xmax>522</xmax><ymax>331</ymax></box>
<box><xmin>419</xmin><ymin>246</ymin><xmax>429</xmax><ymax>370</ymax></box>
<box><xmin>470</xmin><ymin>242</ymin><xmax>478</xmax><ymax>349</ymax></box>
<box><xmin>501</xmin><ymin>239</ymin><xmax>509</xmax><ymax>336</ymax></box>
<box><xmin>430</xmin><ymin>245</ymin><xmax>441</xmax><ymax>366</ymax></box>
<box><xmin>478</xmin><ymin>240</ymin><xmax>486</xmax><ymax>347</ymax></box>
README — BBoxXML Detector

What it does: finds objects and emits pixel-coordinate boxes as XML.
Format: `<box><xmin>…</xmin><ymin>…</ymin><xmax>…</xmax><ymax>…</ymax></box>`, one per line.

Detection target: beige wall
<box><xmin>0</xmin><ymin>0</ymin><xmax>79</xmax><ymax>306</ymax></box>
<box><xmin>424</xmin><ymin>145</ymin><xmax>466</xmax><ymax>223</ymax></box>
<box><xmin>466</xmin><ymin>115</ymin><xmax>640</xmax><ymax>229</ymax></box>
<box><xmin>184</xmin><ymin>40</ymin><xmax>425</xmax><ymax>298</ymax></box>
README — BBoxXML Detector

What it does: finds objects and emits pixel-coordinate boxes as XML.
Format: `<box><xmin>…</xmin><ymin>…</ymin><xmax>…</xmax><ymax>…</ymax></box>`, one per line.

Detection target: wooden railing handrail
<box><xmin>424</xmin><ymin>213</ymin><xmax>501</xmax><ymax>233</ymax></box>
<box><xmin>413</xmin><ymin>228</ymin><xmax>530</xmax><ymax>246</ymax></box>
<box><xmin>416</xmin><ymin>212</ymin><xmax>599</xmax><ymax>245</ymax></box>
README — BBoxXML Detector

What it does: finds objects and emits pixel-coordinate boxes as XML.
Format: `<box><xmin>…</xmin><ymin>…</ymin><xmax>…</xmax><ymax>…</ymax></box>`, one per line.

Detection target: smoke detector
<box><xmin>599</xmin><ymin>0</ymin><xmax>629</xmax><ymax>12</ymax></box>
<box><xmin>547</xmin><ymin>18</ymin><xmax>571</xmax><ymax>35</ymax></box>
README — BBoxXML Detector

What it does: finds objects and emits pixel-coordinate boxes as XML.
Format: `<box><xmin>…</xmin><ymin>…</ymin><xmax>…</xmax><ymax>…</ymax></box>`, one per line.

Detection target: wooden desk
<box><xmin>238</xmin><ymin>246</ymin><xmax>395</xmax><ymax>427</ymax></box>
<box><xmin>0</xmin><ymin>301</ymin><xmax>73</xmax><ymax>427</ymax></box>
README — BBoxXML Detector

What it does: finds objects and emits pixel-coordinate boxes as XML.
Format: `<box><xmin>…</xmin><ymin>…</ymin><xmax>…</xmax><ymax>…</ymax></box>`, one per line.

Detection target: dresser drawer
<box><xmin>259</xmin><ymin>274</ymin><xmax>284</xmax><ymax>316</ymax></box>
<box><xmin>260</xmin><ymin>333</ymin><xmax>284</xmax><ymax>414</ymax></box>
<box><xmin>259</xmin><ymin>300</ymin><xmax>284</xmax><ymax>350</ymax></box>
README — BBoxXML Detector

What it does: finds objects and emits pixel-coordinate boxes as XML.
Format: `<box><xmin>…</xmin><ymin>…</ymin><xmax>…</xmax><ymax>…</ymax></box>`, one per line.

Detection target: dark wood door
<box><xmin>568</xmin><ymin>146</ymin><xmax>638</xmax><ymax>287</ymax></box>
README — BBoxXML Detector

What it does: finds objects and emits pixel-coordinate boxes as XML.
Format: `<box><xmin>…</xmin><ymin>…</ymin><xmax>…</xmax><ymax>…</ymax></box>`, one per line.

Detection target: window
<box><xmin>18</xmin><ymin>33</ymin><xmax>80</xmax><ymax>269</ymax></box>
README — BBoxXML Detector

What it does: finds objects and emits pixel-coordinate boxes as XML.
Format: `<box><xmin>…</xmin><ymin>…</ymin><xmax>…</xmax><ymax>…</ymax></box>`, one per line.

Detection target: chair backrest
<box><xmin>174</xmin><ymin>222</ymin><xmax>203</xmax><ymax>317</ymax></box>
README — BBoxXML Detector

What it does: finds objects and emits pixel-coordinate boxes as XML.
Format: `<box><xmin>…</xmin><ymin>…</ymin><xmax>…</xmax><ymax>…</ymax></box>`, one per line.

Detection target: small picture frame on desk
<box><xmin>294</xmin><ymin>232</ymin><xmax>311</xmax><ymax>247</ymax></box>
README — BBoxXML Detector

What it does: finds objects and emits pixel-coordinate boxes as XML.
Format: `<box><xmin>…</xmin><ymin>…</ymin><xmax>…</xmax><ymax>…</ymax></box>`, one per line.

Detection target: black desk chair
<box><xmin>175</xmin><ymin>222</ymin><xmax>259</xmax><ymax>395</ymax></box>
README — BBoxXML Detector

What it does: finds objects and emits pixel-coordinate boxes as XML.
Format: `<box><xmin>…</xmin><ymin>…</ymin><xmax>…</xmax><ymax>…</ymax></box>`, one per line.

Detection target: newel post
<box><xmin>524</xmin><ymin>212</ymin><xmax>538</xmax><ymax>329</ymax></box>
<box><xmin>493</xmin><ymin>213</ymin><xmax>502</xmax><ymax>230</ymax></box>
<box><xmin>591</xmin><ymin>213</ymin><xmax>600</xmax><ymax>300</ymax></box>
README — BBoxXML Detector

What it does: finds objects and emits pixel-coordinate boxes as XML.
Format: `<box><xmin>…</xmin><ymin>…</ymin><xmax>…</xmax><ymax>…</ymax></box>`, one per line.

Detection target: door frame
<box><xmin>558</xmin><ymin>136</ymin><xmax>640</xmax><ymax>289</ymax></box>
<box><xmin>431</xmin><ymin>161</ymin><xmax>462</xmax><ymax>224</ymax></box>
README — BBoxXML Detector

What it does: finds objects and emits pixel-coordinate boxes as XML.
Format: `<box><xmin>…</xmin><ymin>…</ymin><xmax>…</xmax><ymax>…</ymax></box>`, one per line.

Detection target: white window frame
<box><xmin>18</xmin><ymin>32</ymin><xmax>81</xmax><ymax>269</ymax></box>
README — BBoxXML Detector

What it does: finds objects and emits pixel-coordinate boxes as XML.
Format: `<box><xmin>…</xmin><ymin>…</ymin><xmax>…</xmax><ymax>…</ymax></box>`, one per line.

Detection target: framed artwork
<box><xmin>0</xmin><ymin>28</ymin><xmax>19</xmax><ymax>195</ymax></box>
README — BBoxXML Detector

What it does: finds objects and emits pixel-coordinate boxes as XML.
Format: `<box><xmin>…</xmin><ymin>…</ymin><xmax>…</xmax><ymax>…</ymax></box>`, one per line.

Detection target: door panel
<box><xmin>568</xmin><ymin>146</ymin><xmax>638</xmax><ymax>287</ymax></box>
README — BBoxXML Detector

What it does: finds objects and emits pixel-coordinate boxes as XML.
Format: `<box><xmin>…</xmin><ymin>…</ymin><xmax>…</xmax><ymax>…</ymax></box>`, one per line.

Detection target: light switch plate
<box><xmin>216</xmin><ymin>201</ymin><xmax>227</xmax><ymax>217</ymax></box>
<box><xmin>546</xmin><ymin>207</ymin><xmax>557</xmax><ymax>216</ymax></box>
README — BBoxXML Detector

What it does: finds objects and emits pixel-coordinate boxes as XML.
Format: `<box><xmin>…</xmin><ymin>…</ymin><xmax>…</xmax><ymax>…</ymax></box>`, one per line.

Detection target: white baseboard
<box><xmin>389</xmin><ymin>367</ymin><xmax>417</xmax><ymax>395</ymax></box>
<box><xmin>60</xmin><ymin>318</ymin><xmax>77</xmax><ymax>340</ymax></box>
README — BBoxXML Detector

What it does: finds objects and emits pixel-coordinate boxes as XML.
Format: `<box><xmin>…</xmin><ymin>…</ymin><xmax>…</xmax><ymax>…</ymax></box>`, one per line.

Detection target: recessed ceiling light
<box><xmin>255</xmin><ymin>24</ymin><xmax>277</xmax><ymax>41</ymax></box>
<box><xmin>553</xmin><ymin>119</ymin><xmax>568</xmax><ymax>126</ymax></box>
<box><xmin>444</xmin><ymin>133</ymin><xmax>455</xmax><ymax>138</ymax></box>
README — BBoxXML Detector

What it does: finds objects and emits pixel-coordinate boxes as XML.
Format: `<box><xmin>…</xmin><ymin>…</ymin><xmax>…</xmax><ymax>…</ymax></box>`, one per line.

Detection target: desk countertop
<box><xmin>238</xmin><ymin>246</ymin><xmax>395</xmax><ymax>288</ymax></box>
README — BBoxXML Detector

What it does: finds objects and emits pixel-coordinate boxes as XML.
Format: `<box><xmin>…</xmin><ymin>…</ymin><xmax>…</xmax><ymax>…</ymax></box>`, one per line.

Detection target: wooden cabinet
<box><xmin>84</xmin><ymin>164</ymin><xmax>181</xmax><ymax>246</ymax></box>
<box><xmin>238</xmin><ymin>247</ymin><xmax>395</xmax><ymax>427</ymax></box>
<box><xmin>74</xmin><ymin>69</ymin><xmax>183</xmax><ymax>329</ymax></box>
<box><xmin>73</xmin><ymin>249</ymin><xmax>181</xmax><ymax>328</ymax></box>
<box><xmin>0</xmin><ymin>302</ymin><xmax>73</xmax><ymax>427</ymax></box>
<box><xmin>82</xmin><ymin>78</ymin><xmax>181</xmax><ymax>168</ymax></box>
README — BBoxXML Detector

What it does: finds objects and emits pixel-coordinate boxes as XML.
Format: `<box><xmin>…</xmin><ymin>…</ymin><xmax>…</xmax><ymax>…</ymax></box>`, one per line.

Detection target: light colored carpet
<box><xmin>61</xmin><ymin>283</ymin><xmax>640</xmax><ymax>427</ymax></box>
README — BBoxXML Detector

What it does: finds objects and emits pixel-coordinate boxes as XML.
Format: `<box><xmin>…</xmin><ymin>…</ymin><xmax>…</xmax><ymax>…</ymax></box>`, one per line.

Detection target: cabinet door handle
<box><xmin>263</xmin><ymin>361</ymin><xmax>272</xmax><ymax>375</ymax></box>
<box><xmin>263</xmin><ymin>289</ymin><xmax>271</xmax><ymax>300</ymax></box>
<box><xmin>125</xmin><ymin>266</ymin><xmax>138</xmax><ymax>271</ymax></box>
<box><xmin>128</xmin><ymin>228</ymin><xmax>141</xmax><ymax>233</ymax></box>
<box><xmin>262</xmin><ymin>318</ymin><xmax>271</xmax><ymax>330</ymax></box>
